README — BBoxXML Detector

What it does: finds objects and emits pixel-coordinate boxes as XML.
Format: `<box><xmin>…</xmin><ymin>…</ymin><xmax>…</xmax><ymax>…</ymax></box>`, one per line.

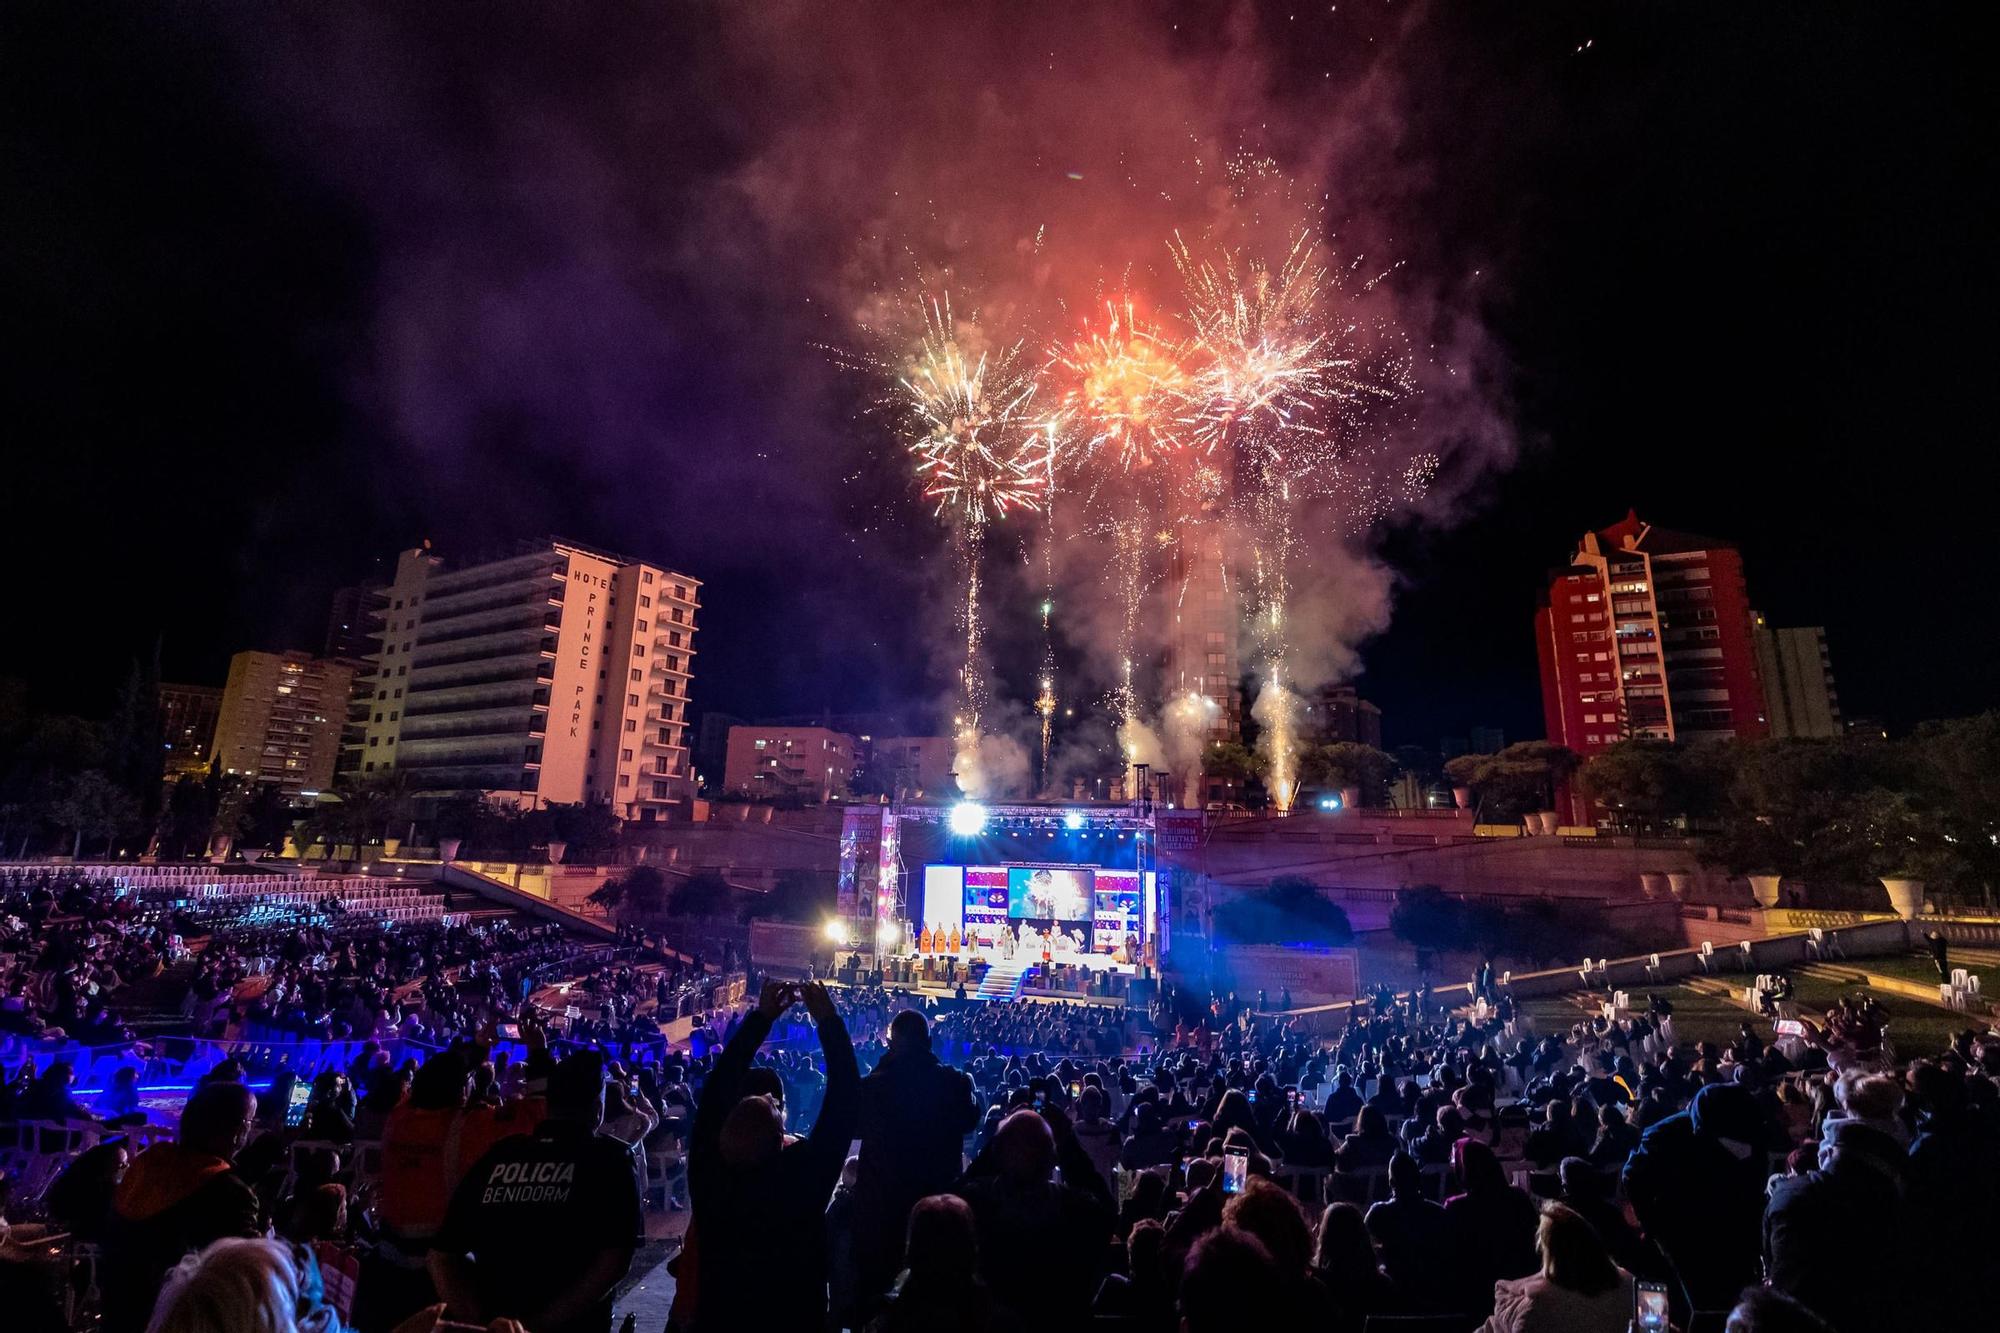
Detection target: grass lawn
<box><xmin>1845</xmin><ymin>949</ymin><xmax>1997</xmax><ymax>1000</ymax></box>
<box><xmin>1516</xmin><ymin>969</ymin><xmax>1983</xmax><ymax>1060</ymax></box>
<box><xmin>1517</xmin><ymin>982</ymin><xmax>1755</xmax><ymax>1049</ymax></box>
<box><xmin>1784</xmin><ymin>966</ymin><xmax>1980</xmax><ymax>1059</ymax></box>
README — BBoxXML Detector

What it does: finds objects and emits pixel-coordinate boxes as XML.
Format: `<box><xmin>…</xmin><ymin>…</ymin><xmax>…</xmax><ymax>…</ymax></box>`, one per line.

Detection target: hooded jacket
<box><xmin>101</xmin><ymin>1142</ymin><xmax>262</xmax><ymax>1332</ymax></box>
<box><xmin>1621</xmin><ymin>1084</ymin><xmax>1769</xmax><ymax>1313</ymax></box>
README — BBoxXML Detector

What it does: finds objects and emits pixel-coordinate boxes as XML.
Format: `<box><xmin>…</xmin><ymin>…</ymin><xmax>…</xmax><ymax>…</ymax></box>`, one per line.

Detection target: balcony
<box><xmin>412</xmin><ymin>621</ymin><xmax>553</xmax><ymax>663</ymax></box>
<box><xmin>402</xmin><ymin>683</ymin><xmax>546</xmax><ymax>718</ymax></box>
<box><xmin>421</xmin><ymin>555</ymin><xmax>563</xmax><ymax>608</ymax></box>
<box><xmin>410</xmin><ymin>638</ymin><xmax>557</xmax><ymax>675</ymax></box>
<box><xmin>393</xmin><ymin>736</ymin><xmax>538</xmax><ymax>766</ymax></box>
<box><xmin>399</xmin><ymin>711</ymin><xmax>543</xmax><ymax>743</ymax></box>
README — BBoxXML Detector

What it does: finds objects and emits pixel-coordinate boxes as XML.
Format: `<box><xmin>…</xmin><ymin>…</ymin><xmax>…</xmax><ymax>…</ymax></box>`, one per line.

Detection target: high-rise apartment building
<box><xmin>1308</xmin><ymin>685</ymin><xmax>1383</xmax><ymax>749</ymax></box>
<box><xmin>860</xmin><ymin>735</ymin><xmax>957</xmax><ymax>797</ymax></box>
<box><xmin>213</xmin><ymin>652</ymin><xmax>355</xmax><ymax>794</ymax></box>
<box><xmin>350</xmin><ymin>539</ymin><xmax>699</xmax><ymax>819</ymax></box>
<box><xmin>722</xmin><ymin>725</ymin><xmax>857</xmax><ymax>800</ymax></box>
<box><xmin>1537</xmin><ymin>511</ymin><xmax>1768</xmax><ymax>765</ymax></box>
<box><xmin>1165</xmin><ymin>527</ymin><xmax>1242</xmax><ymax>743</ymax></box>
<box><xmin>324</xmin><ymin>583</ymin><xmax>384</xmax><ymax>663</ymax></box>
<box><xmin>1753</xmin><ymin>616</ymin><xmax>1842</xmax><ymax>738</ymax></box>
<box><xmin>158</xmin><ymin>682</ymin><xmax>224</xmax><ymax>780</ymax></box>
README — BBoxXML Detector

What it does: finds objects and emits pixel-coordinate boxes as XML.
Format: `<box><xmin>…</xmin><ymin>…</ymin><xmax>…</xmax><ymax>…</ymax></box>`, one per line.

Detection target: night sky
<box><xmin>5</xmin><ymin>2</ymin><xmax>1994</xmax><ymax>750</ymax></box>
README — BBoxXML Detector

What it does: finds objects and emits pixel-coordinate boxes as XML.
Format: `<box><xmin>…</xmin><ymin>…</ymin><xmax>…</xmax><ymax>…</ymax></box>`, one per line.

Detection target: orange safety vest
<box><xmin>379</xmin><ymin>1097</ymin><xmax>548</xmax><ymax>1238</ymax></box>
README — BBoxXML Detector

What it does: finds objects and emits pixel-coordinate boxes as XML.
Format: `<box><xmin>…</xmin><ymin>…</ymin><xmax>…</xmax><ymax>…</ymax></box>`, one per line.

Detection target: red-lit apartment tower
<box><xmin>1537</xmin><ymin>511</ymin><xmax>1768</xmax><ymax>818</ymax></box>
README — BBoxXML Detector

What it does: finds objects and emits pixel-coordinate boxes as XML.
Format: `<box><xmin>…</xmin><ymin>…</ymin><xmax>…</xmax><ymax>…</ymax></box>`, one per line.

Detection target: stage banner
<box><xmin>837</xmin><ymin>806</ymin><xmax>881</xmax><ymax>917</ymax></box>
<box><xmin>1154</xmin><ymin>809</ymin><xmax>1205</xmax><ymax>864</ymax></box>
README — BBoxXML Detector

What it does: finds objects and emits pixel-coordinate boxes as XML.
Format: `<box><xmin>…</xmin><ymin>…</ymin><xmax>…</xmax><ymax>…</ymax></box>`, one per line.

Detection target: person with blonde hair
<box><xmin>1476</xmin><ymin>1202</ymin><xmax>1633</xmax><ymax>1333</ymax></box>
<box><xmin>144</xmin><ymin>1237</ymin><xmax>342</xmax><ymax>1333</ymax></box>
<box><xmin>148</xmin><ymin>1237</ymin><xmax>527</xmax><ymax>1333</ymax></box>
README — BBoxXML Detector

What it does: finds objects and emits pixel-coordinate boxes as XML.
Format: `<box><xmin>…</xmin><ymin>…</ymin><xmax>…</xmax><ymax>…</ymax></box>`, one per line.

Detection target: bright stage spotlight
<box><xmin>822</xmin><ymin>918</ymin><xmax>849</xmax><ymax>945</ymax></box>
<box><xmin>875</xmin><ymin>919</ymin><xmax>902</xmax><ymax>946</ymax></box>
<box><xmin>1063</xmin><ymin>810</ymin><xmax>1086</xmax><ymax>831</ymax></box>
<box><xmin>948</xmin><ymin>801</ymin><xmax>988</xmax><ymax>836</ymax></box>
<box><xmin>1318</xmin><ymin>795</ymin><xmax>1342</xmax><ymax>811</ymax></box>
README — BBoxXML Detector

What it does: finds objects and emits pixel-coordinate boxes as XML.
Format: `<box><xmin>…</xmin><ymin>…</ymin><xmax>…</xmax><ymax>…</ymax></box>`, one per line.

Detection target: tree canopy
<box><xmin>1210</xmin><ymin>875</ymin><xmax>1355</xmax><ymax>948</ymax></box>
<box><xmin>1298</xmin><ymin>743</ymin><xmax>1397</xmax><ymax>804</ymax></box>
<box><xmin>1566</xmin><ymin>719</ymin><xmax>2000</xmax><ymax>909</ymax></box>
<box><xmin>1443</xmin><ymin>741</ymin><xmax>1580</xmax><ymax>819</ymax></box>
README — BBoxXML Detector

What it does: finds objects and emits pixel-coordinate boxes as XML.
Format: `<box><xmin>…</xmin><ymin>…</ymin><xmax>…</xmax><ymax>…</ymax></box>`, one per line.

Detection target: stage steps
<box><xmin>975</xmin><ymin>960</ymin><xmax>1032</xmax><ymax>1000</ymax></box>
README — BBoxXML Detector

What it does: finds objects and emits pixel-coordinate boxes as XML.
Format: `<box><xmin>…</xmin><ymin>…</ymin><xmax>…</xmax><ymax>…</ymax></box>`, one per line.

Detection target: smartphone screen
<box><xmin>1222</xmin><ymin>1148</ymin><xmax>1249</xmax><ymax>1195</ymax></box>
<box><xmin>1068</xmin><ymin>1082</ymin><xmax>1081</xmax><ymax>1099</ymax></box>
<box><xmin>495</xmin><ymin>1022</ymin><xmax>521</xmax><ymax>1040</ymax></box>
<box><xmin>1634</xmin><ymin>1282</ymin><xmax>1669</xmax><ymax>1330</ymax></box>
<box><xmin>286</xmin><ymin>1082</ymin><xmax>312</xmax><ymax>1127</ymax></box>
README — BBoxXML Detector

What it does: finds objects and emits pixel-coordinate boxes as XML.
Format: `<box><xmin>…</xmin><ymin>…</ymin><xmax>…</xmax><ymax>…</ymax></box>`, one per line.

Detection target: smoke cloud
<box><xmin>203</xmin><ymin>2</ymin><xmax>1518</xmax><ymax>755</ymax></box>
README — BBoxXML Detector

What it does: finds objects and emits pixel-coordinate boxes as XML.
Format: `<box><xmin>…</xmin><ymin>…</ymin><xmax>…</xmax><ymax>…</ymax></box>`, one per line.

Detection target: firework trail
<box><xmin>872</xmin><ymin>293</ymin><xmax>1048</xmax><ymax>791</ymax></box>
<box><xmin>1035</xmin><ymin>436</ymin><xmax>1058</xmax><ymax>793</ymax></box>
<box><xmin>1167</xmin><ymin>228</ymin><xmax>1414</xmax><ymax>810</ymax></box>
<box><xmin>1049</xmin><ymin>299</ymin><xmax>1199</xmax><ymax>792</ymax></box>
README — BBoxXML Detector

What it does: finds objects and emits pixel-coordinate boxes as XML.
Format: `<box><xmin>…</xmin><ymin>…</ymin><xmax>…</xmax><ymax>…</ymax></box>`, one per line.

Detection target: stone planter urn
<box><xmin>439</xmin><ymin>838</ymin><xmax>462</xmax><ymax>863</ymax></box>
<box><xmin>1339</xmin><ymin>786</ymin><xmax>1361</xmax><ymax>811</ymax></box>
<box><xmin>1453</xmin><ymin>786</ymin><xmax>1473</xmax><ymax>810</ymax></box>
<box><xmin>1749</xmin><ymin>875</ymin><xmax>1783</xmax><ymax>909</ymax></box>
<box><xmin>1666</xmin><ymin>873</ymin><xmax>1692</xmax><ymax>902</ymax></box>
<box><xmin>547</xmin><ymin>839</ymin><xmax>568</xmax><ymax>865</ymax></box>
<box><xmin>382</xmin><ymin>837</ymin><xmax>402</xmax><ymax>859</ymax></box>
<box><xmin>208</xmin><ymin>834</ymin><xmax>233</xmax><ymax>863</ymax></box>
<box><xmin>1639</xmin><ymin>873</ymin><xmax>1666</xmax><ymax>901</ymax></box>
<box><xmin>1881</xmin><ymin>877</ymin><xmax>1925</xmax><ymax>921</ymax></box>
<box><xmin>1535</xmin><ymin>811</ymin><xmax>1560</xmax><ymax>835</ymax></box>
<box><xmin>242</xmin><ymin>848</ymin><xmax>265</xmax><ymax>864</ymax></box>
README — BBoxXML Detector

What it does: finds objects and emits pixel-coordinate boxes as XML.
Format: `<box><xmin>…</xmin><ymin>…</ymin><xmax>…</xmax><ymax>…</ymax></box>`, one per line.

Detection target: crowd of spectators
<box><xmin>653</xmin><ymin>977</ymin><xmax>1999</xmax><ymax>1333</ymax></box>
<box><xmin>6</xmin><ymin>865</ymin><xmax>2000</xmax><ymax>1333</ymax></box>
<box><xmin>2</xmin><ymin>869</ymin><xmax>177</xmax><ymax>1046</ymax></box>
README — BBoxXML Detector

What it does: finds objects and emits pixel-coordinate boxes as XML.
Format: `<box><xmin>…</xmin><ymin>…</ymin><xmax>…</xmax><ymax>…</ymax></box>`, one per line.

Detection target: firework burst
<box><xmin>1172</xmin><ymin>229</ymin><xmax>1411</xmax><ymax>481</ymax></box>
<box><xmin>1052</xmin><ymin>297</ymin><xmax>1191</xmax><ymax>473</ymax></box>
<box><xmin>898</xmin><ymin>295</ymin><xmax>1048</xmax><ymax>527</ymax></box>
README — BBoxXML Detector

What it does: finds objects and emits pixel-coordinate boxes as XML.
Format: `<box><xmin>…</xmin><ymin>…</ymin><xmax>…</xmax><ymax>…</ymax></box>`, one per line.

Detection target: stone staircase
<box><xmin>975</xmin><ymin>959</ymin><xmax>1032</xmax><ymax>1001</ymax></box>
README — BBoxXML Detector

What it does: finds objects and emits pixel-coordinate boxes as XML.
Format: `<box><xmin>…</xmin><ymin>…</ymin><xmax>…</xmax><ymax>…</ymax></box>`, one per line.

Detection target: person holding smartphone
<box><xmin>682</xmin><ymin>980</ymin><xmax>859</xmax><ymax>1332</ymax></box>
